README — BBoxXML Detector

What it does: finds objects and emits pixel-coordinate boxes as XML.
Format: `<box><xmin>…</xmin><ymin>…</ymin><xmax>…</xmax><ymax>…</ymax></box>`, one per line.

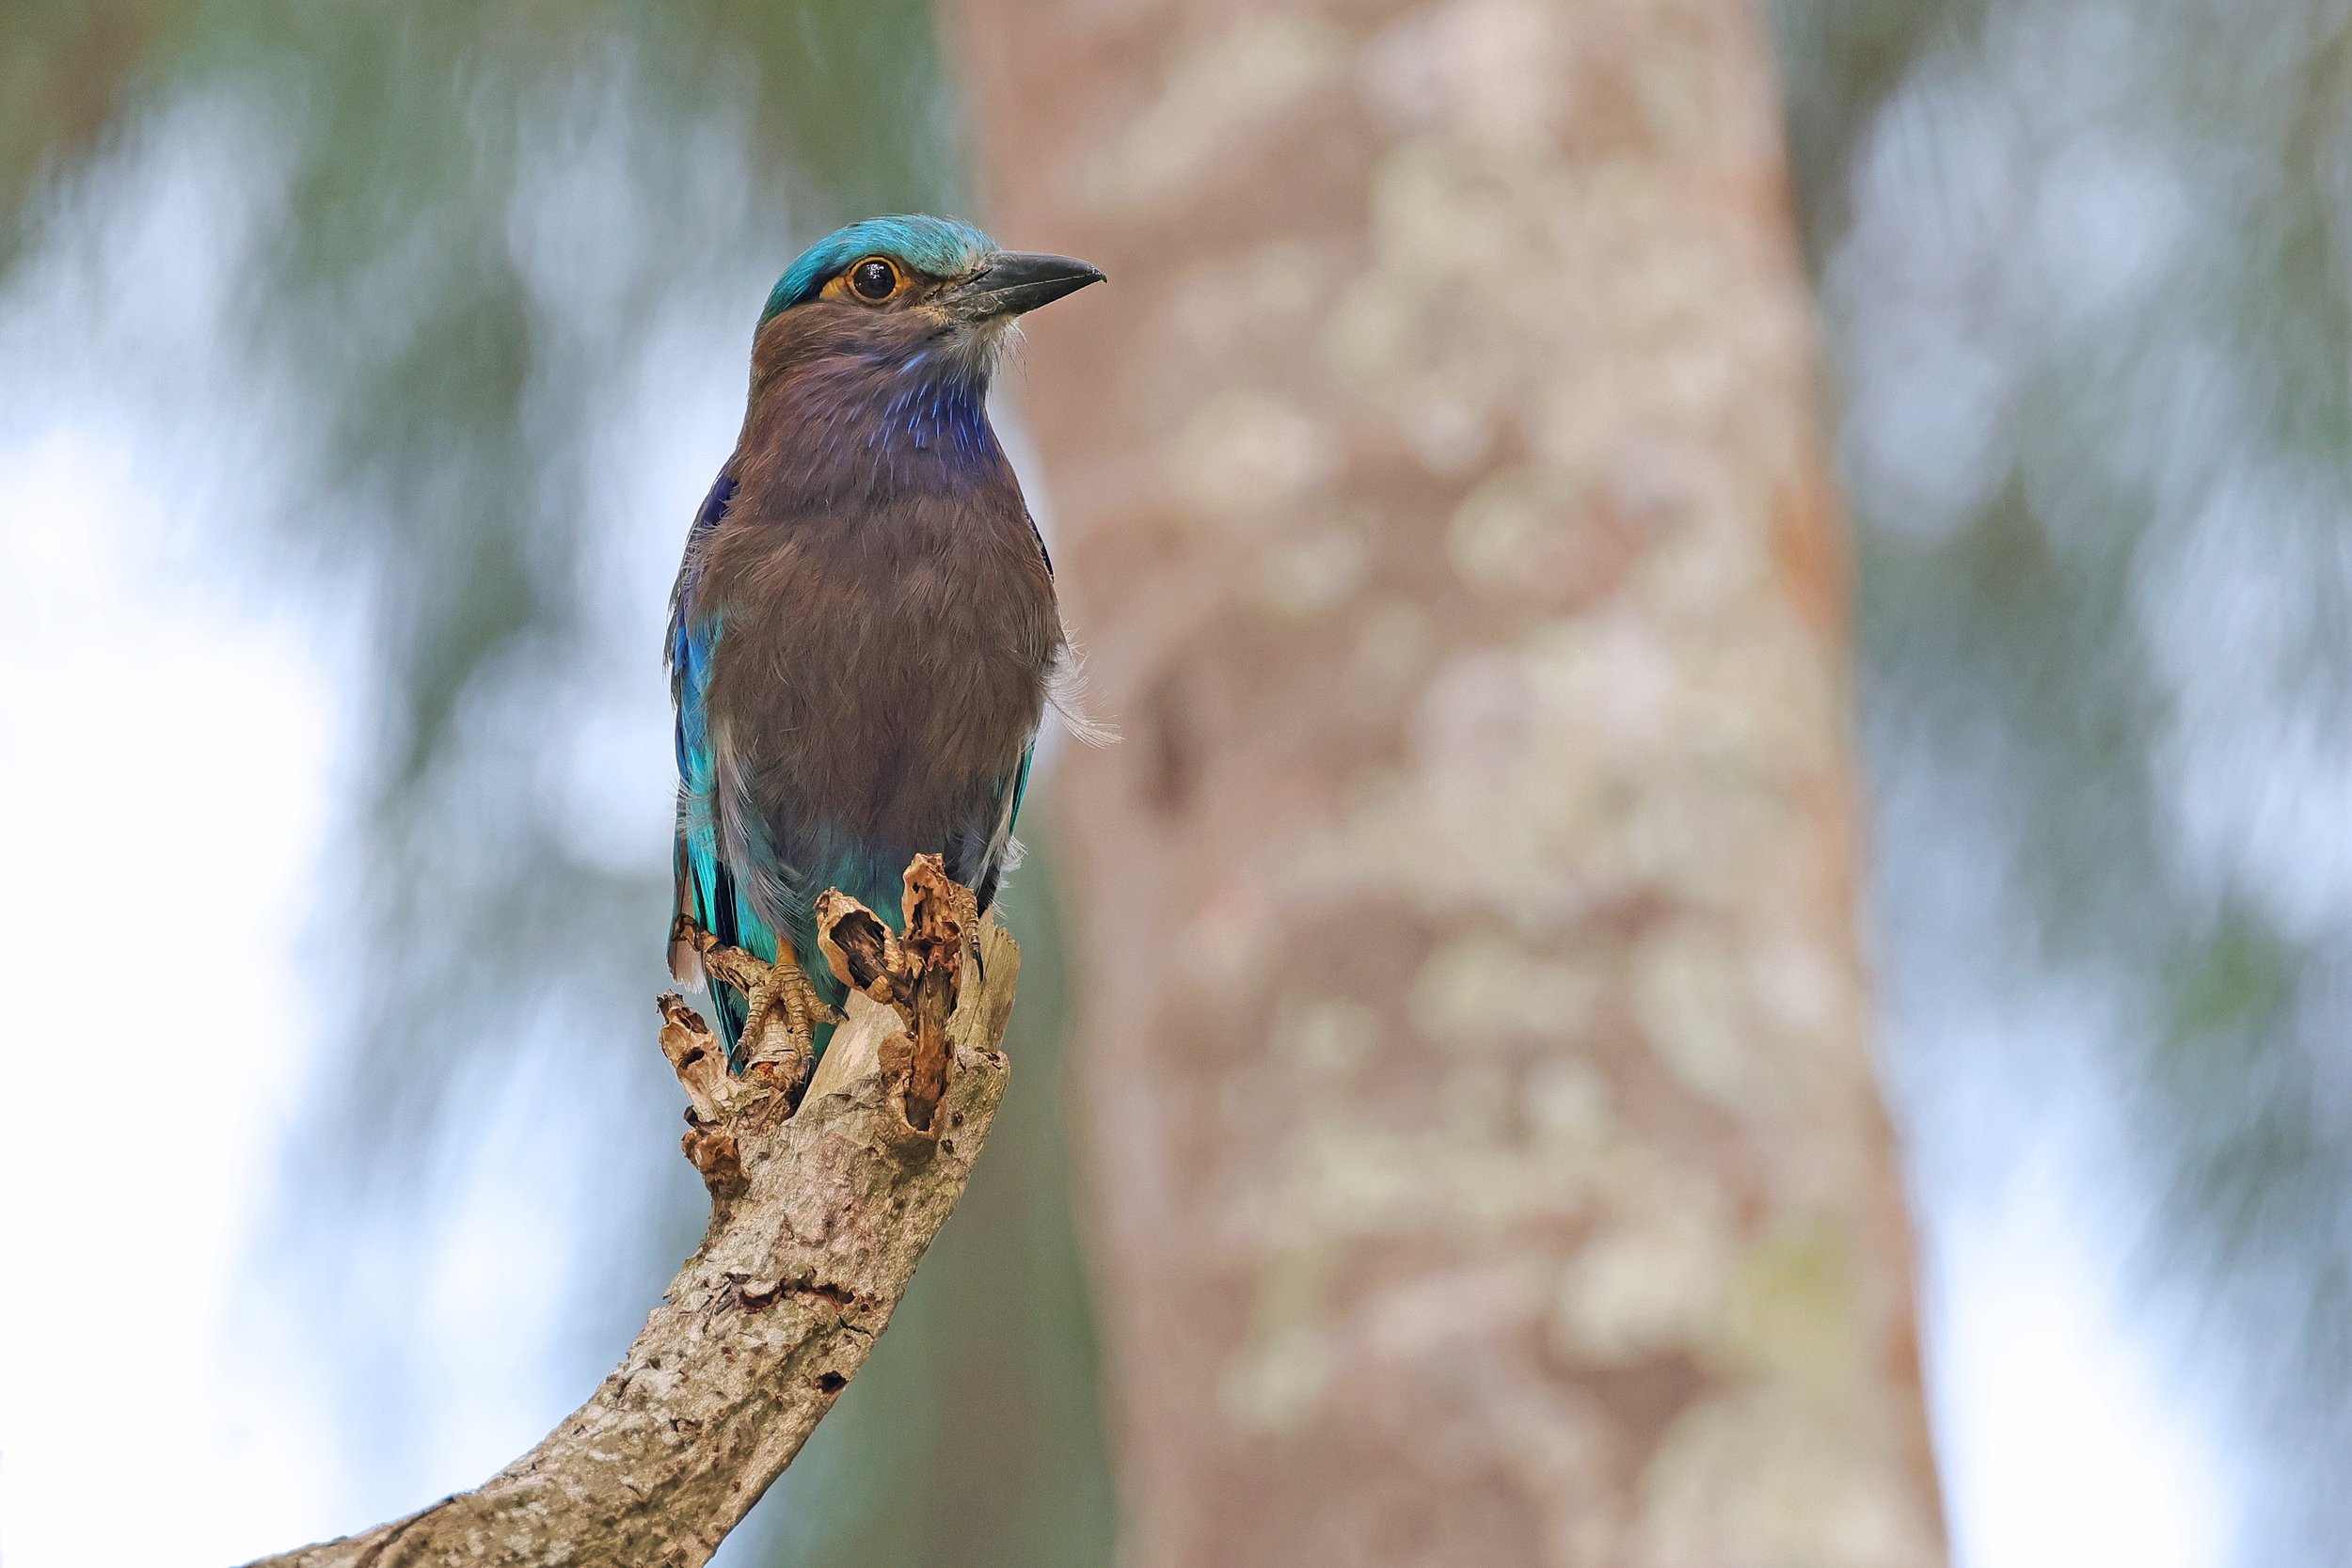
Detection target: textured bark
<box><xmin>952</xmin><ymin>0</ymin><xmax>1947</xmax><ymax>1563</ymax></box>
<box><xmin>243</xmin><ymin>866</ymin><xmax>1020</xmax><ymax>1568</ymax></box>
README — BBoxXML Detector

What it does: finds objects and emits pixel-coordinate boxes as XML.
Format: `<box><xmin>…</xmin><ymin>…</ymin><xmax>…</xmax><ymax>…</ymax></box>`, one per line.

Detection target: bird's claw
<box><xmin>674</xmin><ymin>918</ymin><xmax>837</xmax><ymax>1106</ymax></box>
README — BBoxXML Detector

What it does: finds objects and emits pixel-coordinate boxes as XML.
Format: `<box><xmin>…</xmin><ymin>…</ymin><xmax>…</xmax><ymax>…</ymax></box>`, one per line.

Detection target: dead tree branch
<box><xmin>243</xmin><ymin>855</ymin><xmax>1019</xmax><ymax>1568</ymax></box>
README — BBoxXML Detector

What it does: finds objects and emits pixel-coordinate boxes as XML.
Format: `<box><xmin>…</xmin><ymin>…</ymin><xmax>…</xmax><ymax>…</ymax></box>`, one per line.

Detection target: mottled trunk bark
<box><xmin>952</xmin><ymin>0</ymin><xmax>1946</xmax><ymax>1562</ymax></box>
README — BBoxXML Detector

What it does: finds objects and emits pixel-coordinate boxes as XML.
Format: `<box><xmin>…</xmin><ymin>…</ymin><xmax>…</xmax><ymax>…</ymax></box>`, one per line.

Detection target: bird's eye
<box><xmin>849</xmin><ymin>259</ymin><xmax>899</xmax><ymax>302</ymax></box>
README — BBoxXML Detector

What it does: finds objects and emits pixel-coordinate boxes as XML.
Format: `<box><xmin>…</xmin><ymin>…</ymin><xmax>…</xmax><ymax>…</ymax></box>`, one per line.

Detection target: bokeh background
<box><xmin>0</xmin><ymin>2</ymin><xmax>2345</xmax><ymax>1564</ymax></box>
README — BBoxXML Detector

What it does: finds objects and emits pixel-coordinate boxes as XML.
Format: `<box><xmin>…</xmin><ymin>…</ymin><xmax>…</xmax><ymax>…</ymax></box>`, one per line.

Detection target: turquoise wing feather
<box><xmin>670</xmin><ymin>472</ymin><xmax>783</xmax><ymax>1064</ymax></box>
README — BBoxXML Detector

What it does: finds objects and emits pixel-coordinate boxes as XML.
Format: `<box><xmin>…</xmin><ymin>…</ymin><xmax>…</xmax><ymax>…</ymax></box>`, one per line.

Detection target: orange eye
<box><xmin>847</xmin><ymin>257</ymin><xmax>899</xmax><ymax>302</ymax></box>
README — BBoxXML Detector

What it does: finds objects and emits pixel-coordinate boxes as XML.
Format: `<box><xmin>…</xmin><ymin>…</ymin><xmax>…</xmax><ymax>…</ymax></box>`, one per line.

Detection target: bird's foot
<box><xmin>660</xmin><ymin>857</ymin><xmax>993</xmax><ymax>1188</ymax></box>
<box><xmin>657</xmin><ymin>930</ymin><xmax>835</xmax><ymax>1204</ymax></box>
<box><xmin>670</xmin><ymin>917</ymin><xmax>838</xmax><ymax>1109</ymax></box>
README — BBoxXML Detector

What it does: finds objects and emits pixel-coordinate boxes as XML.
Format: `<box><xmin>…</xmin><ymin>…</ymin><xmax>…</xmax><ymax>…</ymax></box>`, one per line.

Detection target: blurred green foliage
<box><xmin>1780</xmin><ymin>1</ymin><xmax>2352</xmax><ymax>1558</ymax></box>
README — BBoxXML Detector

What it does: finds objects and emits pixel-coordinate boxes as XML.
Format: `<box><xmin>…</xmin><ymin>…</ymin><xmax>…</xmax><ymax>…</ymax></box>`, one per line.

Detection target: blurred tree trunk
<box><xmin>951</xmin><ymin>0</ymin><xmax>1945</xmax><ymax>1561</ymax></box>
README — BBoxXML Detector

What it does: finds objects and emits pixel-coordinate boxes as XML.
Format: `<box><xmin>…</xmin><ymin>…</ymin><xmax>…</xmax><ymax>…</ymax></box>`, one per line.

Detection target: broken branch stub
<box><xmin>816</xmin><ymin>852</ymin><xmax>979</xmax><ymax>1133</ymax></box>
<box><xmin>241</xmin><ymin>863</ymin><xmax>1018</xmax><ymax>1568</ymax></box>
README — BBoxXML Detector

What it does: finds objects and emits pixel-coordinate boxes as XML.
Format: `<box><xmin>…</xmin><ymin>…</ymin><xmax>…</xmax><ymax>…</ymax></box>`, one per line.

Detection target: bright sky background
<box><xmin>1929</xmin><ymin>1164</ymin><xmax>2236</xmax><ymax>1568</ymax></box>
<box><xmin>0</xmin><ymin>76</ymin><xmax>2243</xmax><ymax>1568</ymax></box>
<box><xmin>0</xmin><ymin>432</ymin><xmax>351</xmax><ymax>1561</ymax></box>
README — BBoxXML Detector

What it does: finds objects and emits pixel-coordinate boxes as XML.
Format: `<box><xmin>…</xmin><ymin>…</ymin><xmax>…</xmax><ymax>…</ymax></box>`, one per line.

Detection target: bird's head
<box><xmin>753</xmin><ymin>214</ymin><xmax>1102</xmax><ymax>387</ymax></box>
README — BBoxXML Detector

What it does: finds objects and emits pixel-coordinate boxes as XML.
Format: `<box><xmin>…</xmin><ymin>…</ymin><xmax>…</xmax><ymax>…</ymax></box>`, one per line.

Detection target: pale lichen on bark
<box><xmin>955</xmin><ymin>0</ymin><xmax>1947</xmax><ymax>1560</ymax></box>
<box><xmin>241</xmin><ymin>856</ymin><xmax>1017</xmax><ymax>1568</ymax></box>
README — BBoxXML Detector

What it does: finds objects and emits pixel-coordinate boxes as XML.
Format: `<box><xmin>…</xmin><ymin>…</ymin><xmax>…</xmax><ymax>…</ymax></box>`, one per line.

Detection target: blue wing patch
<box><xmin>670</xmin><ymin>471</ymin><xmax>781</xmax><ymax>1065</ymax></box>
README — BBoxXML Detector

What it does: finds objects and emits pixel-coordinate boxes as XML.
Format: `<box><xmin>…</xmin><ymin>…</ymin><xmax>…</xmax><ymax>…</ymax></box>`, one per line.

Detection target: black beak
<box><xmin>950</xmin><ymin>251</ymin><xmax>1105</xmax><ymax>320</ymax></box>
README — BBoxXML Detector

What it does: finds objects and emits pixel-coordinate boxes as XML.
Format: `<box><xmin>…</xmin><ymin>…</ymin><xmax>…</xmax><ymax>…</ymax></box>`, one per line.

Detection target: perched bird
<box><xmin>667</xmin><ymin>214</ymin><xmax>1101</xmax><ymax>1069</ymax></box>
